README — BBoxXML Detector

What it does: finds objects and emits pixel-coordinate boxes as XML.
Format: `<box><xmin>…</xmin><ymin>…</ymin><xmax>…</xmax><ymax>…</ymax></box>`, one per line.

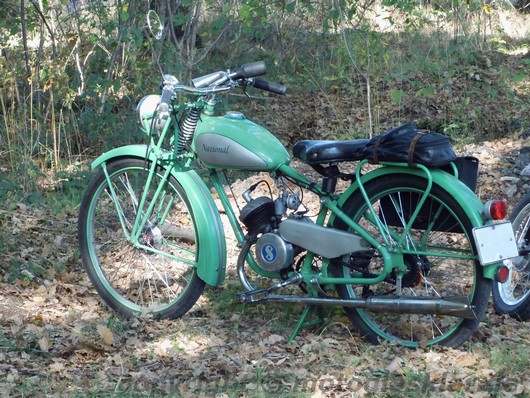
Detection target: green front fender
<box><xmin>91</xmin><ymin>145</ymin><xmax>226</xmax><ymax>287</ymax></box>
<box><xmin>336</xmin><ymin>166</ymin><xmax>500</xmax><ymax>279</ymax></box>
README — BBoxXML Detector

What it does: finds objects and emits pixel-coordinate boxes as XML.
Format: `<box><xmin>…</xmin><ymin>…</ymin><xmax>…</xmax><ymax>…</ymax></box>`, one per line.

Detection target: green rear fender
<box><xmin>335</xmin><ymin>166</ymin><xmax>500</xmax><ymax>279</ymax></box>
<box><xmin>91</xmin><ymin>145</ymin><xmax>226</xmax><ymax>287</ymax></box>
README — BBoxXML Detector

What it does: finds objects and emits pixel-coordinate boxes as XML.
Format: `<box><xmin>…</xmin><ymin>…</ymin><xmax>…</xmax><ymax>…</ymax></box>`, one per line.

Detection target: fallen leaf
<box><xmin>96</xmin><ymin>324</ymin><xmax>113</xmax><ymax>345</ymax></box>
<box><xmin>478</xmin><ymin>368</ymin><xmax>495</xmax><ymax>378</ymax></box>
<box><xmin>49</xmin><ymin>361</ymin><xmax>65</xmax><ymax>372</ymax></box>
<box><xmin>386</xmin><ymin>356</ymin><xmax>405</xmax><ymax>373</ymax></box>
<box><xmin>456</xmin><ymin>354</ymin><xmax>477</xmax><ymax>368</ymax></box>
<box><xmin>39</xmin><ymin>334</ymin><xmax>52</xmax><ymax>352</ymax></box>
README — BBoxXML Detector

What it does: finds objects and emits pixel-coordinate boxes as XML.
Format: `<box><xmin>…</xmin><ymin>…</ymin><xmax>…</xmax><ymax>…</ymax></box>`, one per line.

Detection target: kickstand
<box><xmin>287</xmin><ymin>305</ymin><xmax>328</xmax><ymax>344</ymax></box>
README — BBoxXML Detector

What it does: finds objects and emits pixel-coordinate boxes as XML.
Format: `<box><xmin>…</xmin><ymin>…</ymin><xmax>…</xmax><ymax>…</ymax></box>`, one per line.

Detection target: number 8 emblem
<box><xmin>261</xmin><ymin>243</ymin><xmax>277</xmax><ymax>263</ymax></box>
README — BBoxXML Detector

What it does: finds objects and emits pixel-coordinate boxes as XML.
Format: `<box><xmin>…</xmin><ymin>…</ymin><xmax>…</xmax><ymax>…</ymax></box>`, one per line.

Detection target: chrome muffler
<box><xmin>238</xmin><ymin>290</ymin><xmax>475</xmax><ymax>319</ymax></box>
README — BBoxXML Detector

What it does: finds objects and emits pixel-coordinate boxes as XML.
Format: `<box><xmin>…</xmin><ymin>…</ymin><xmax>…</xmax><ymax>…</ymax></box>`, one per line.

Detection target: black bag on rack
<box><xmin>369</xmin><ymin>124</ymin><xmax>479</xmax><ymax>233</ymax></box>
<box><xmin>362</xmin><ymin>124</ymin><xmax>457</xmax><ymax>167</ymax></box>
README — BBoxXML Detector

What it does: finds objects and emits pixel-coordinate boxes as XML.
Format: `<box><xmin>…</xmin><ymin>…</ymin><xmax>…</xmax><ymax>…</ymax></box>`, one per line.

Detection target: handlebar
<box><xmin>160</xmin><ymin>61</ymin><xmax>285</xmax><ymax>98</ymax></box>
<box><xmin>230</xmin><ymin>61</ymin><xmax>267</xmax><ymax>80</ymax></box>
<box><xmin>252</xmin><ymin>78</ymin><xmax>286</xmax><ymax>95</ymax></box>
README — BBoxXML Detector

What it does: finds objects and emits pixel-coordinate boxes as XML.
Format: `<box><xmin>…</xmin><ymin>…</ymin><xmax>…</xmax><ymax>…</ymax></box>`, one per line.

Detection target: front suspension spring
<box><xmin>177</xmin><ymin>108</ymin><xmax>201</xmax><ymax>154</ymax></box>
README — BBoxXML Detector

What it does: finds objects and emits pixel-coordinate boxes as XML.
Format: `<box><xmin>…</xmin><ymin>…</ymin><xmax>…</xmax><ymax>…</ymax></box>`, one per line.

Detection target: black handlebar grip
<box><xmin>253</xmin><ymin>78</ymin><xmax>287</xmax><ymax>95</ymax></box>
<box><xmin>233</xmin><ymin>61</ymin><xmax>266</xmax><ymax>79</ymax></box>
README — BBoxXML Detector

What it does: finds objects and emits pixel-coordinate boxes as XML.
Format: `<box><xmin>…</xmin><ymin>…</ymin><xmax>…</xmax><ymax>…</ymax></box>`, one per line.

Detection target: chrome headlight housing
<box><xmin>136</xmin><ymin>94</ymin><xmax>161</xmax><ymax>132</ymax></box>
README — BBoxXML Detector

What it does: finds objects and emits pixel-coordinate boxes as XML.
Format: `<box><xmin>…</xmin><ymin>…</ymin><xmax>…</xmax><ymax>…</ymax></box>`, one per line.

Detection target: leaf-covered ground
<box><xmin>2</xmin><ymin>130</ymin><xmax>530</xmax><ymax>397</ymax></box>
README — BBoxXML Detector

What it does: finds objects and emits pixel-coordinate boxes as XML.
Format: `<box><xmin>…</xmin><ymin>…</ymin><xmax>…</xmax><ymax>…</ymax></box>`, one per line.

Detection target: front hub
<box><xmin>140</xmin><ymin>223</ymin><xmax>164</xmax><ymax>251</ymax></box>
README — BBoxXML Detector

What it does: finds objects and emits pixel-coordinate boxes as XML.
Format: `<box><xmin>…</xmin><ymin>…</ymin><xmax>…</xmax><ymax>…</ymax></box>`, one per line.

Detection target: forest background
<box><xmin>0</xmin><ymin>0</ymin><xmax>530</xmax><ymax>396</ymax></box>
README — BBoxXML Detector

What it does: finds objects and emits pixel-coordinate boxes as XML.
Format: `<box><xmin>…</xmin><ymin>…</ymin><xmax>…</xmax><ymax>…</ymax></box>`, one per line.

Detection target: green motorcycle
<box><xmin>78</xmin><ymin>54</ymin><xmax>518</xmax><ymax>348</ymax></box>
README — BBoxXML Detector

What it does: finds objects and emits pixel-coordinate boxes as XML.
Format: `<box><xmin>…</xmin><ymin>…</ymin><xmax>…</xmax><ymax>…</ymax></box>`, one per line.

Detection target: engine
<box><xmin>239</xmin><ymin>181</ymin><xmax>308</xmax><ymax>272</ymax></box>
<box><xmin>239</xmin><ymin>195</ymin><xmax>292</xmax><ymax>272</ymax></box>
<box><xmin>238</xmin><ymin>179</ymin><xmax>372</xmax><ymax>275</ymax></box>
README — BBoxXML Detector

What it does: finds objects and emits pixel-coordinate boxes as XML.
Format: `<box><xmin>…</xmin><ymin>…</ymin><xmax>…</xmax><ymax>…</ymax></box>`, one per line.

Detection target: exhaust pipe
<box><xmin>238</xmin><ymin>293</ymin><xmax>476</xmax><ymax>319</ymax></box>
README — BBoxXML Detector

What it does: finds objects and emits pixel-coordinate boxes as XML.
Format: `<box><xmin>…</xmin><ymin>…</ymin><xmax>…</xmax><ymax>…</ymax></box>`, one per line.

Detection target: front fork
<box><xmin>100</xmin><ymin>159</ymin><xmax>173</xmax><ymax>250</ymax></box>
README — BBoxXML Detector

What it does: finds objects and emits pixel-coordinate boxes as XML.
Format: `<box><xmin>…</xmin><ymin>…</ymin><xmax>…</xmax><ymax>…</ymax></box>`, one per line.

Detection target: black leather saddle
<box><xmin>292</xmin><ymin>139</ymin><xmax>369</xmax><ymax>165</ymax></box>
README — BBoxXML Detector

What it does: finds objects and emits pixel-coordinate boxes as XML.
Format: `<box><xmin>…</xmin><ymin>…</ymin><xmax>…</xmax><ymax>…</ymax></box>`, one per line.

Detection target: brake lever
<box><xmin>242</xmin><ymin>84</ymin><xmax>251</xmax><ymax>99</ymax></box>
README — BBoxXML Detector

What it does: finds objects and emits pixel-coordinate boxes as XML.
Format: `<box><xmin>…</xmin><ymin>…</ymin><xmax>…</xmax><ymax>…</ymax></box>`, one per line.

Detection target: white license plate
<box><xmin>472</xmin><ymin>221</ymin><xmax>518</xmax><ymax>265</ymax></box>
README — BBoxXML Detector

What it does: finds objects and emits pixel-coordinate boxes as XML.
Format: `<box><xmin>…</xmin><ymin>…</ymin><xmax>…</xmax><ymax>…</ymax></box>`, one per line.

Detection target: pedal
<box><xmin>237</xmin><ymin>289</ymin><xmax>269</xmax><ymax>304</ymax></box>
<box><xmin>237</xmin><ymin>272</ymin><xmax>303</xmax><ymax>304</ymax></box>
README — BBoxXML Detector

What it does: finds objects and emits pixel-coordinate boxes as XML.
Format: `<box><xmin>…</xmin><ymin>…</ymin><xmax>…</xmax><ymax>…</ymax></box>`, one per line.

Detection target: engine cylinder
<box><xmin>239</xmin><ymin>196</ymin><xmax>275</xmax><ymax>236</ymax></box>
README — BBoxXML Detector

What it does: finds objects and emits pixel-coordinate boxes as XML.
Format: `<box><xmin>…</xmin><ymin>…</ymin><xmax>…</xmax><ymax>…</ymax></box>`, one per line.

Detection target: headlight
<box><xmin>136</xmin><ymin>94</ymin><xmax>161</xmax><ymax>122</ymax></box>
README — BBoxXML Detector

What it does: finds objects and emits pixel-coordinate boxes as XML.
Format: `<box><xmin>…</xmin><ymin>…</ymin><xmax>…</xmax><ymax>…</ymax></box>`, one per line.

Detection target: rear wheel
<box><xmin>492</xmin><ymin>192</ymin><xmax>530</xmax><ymax>320</ymax></box>
<box><xmin>78</xmin><ymin>158</ymin><xmax>205</xmax><ymax>319</ymax></box>
<box><xmin>333</xmin><ymin>173</ymin><xmax>490</xmax><ymax>347</ymax></box>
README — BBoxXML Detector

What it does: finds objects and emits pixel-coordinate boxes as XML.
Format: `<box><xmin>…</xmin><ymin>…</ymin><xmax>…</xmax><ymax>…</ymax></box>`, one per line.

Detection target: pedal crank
<box><xmin>237</xmin><ymin>272</ymin><xmax>303</xmax><ymax>304</ymax></box>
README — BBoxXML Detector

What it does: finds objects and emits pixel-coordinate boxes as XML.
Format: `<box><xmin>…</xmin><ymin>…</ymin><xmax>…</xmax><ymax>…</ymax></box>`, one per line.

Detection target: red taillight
<box><xmin>494</xmin><ymin>265</ymin><xmax>510</xmax><ymax>283</ymax></box>
<box><xmin>483</xmin><ymin>200</ymin><xmax>507</xmax><ymax>220</ymax></box>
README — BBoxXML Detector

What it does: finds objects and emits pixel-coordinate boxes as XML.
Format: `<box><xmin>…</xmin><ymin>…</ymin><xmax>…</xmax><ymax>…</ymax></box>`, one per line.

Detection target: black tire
<box><xmin>332</xmin><ymin>173</ymin><xmax>490</xmax><ymax>347</ymax></box>
<box><xmin>492</xmin><ymin>191</ymin><xmax>530</xmax><ymax>320</ymax></box>
<box><xmin>78</xmin><ymin>158</ymin><xmax>205</xmax><ymax>319</ymax></box>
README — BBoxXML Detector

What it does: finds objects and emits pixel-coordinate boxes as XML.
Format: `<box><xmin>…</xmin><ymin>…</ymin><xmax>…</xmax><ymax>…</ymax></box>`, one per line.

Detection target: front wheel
<box><xmin>492</xmin><ymin>191</ymin><xmax>530</xmax><ymax>320</ymax></box>
<box><xmin>332</xmin><ymin>173</ymin><xmax>490</xmax><ymax>347</ymax></box>
<box><xmin>78</xmin><ymin>158</ymin><xmax>205</xmax><ymax>319</ymax></box>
